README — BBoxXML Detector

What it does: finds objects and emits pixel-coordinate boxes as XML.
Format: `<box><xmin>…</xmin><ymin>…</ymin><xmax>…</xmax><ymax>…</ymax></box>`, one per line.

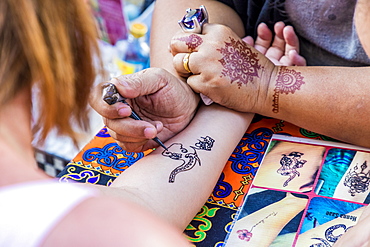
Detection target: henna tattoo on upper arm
<box><xmin>162</xmin><ymin>136</ymin><xmax>215</xmax><ymax>183</ymax></box>
<box><xmin>343</xmin><ymin>160</ymin><xmax>370</xmax><ymax>196</ymax></box>
<box><xmin>272</xmin><ymin>66</ymin><xmax>305</xmax><ymax>113</ymax></box>
<box><xmin>277</xmin><ymin>151</ymin><xmax>307</xmax><ymax>187</ymax></box>
<box><xmin>217</xmin><ymin>37</ymin><xmax>262</xmax><ymax>88</ymax></box>
<box><xmin>176</xmin><ymin>34</ymin><xmax>203</xmax><ymax>51</ymax></box>
<box><xmin>237</xmin><ymin>212</ymin><xmax>278</xmax><ymax>242</ymax></box>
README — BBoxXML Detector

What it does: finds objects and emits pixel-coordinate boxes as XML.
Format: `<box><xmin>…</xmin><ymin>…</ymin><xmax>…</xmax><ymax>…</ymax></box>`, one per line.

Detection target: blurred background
<box><xmin>33</xmin><ymin>0</ymin><xmax>155</xmax><ymax>176</ymax></box>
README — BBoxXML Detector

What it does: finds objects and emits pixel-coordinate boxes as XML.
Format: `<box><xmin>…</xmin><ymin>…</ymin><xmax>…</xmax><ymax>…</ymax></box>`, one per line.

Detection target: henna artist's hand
<box><xmin>170</xmin><ymin>23</ymin><xmax>275</xmax><ymax>113</ymax></box>
<box><xmin>90</xmin><ymin>68</ymin><xmax>199</xmax><ymax>152</ymax></box>
<box><xmin>243</xmin><ymin>22</ymin><xmax>306</xmax><ymax>66</ymax></box>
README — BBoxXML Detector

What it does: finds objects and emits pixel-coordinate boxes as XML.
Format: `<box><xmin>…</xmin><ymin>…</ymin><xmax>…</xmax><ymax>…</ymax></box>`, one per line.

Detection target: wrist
<box><xmin>252</xmin><ymin>60</ymin><xmax>278</xmax><ymax>115</ymax></box>
<box><xmin>198</xmin><ymin>103</ymin><xmax>253</xmax><ymax>130</ymax></box>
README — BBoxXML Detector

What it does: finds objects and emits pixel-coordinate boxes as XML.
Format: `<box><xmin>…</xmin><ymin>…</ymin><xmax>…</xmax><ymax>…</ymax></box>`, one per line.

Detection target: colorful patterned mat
<box><xmin>57</xmin><ymin>115</ymin><xmax>336</xmax><ymax>246</ymax></box>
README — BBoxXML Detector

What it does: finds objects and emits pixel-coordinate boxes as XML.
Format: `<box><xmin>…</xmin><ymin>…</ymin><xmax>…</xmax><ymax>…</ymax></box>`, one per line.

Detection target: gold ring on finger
<box><xmin>183</xmin><ymin>53</ymin><xmax>192</xmax><ymax>74</ymax></box>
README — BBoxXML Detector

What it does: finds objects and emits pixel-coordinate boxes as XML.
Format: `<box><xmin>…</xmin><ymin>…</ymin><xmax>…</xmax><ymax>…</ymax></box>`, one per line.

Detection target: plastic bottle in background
<box><xmin>123</xmin><ymin>0</ymin><xmax>145</xmax><ymax>21</ymax></box>
<box><xmin>121</xmin><ymin>22</ymin><xmax>150</xmax><ymax>74</ymax></box>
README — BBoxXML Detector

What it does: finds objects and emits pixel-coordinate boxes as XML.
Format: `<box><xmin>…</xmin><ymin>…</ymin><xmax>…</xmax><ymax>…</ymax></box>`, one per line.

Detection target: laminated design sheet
<box><xmin>224</xmin><ymin>135</ymin><xmax>370</xmax><ymax>247</ymax></box>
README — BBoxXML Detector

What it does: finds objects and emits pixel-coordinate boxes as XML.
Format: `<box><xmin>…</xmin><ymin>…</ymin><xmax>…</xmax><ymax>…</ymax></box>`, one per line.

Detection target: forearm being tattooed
<box><xmin>110</xmin><ymin>104</ymin><xmax>253</xmax><ymax>230</ymax></box>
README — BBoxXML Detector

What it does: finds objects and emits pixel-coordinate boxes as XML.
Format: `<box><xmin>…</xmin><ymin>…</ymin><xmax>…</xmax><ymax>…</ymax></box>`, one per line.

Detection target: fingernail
<box><xmin>118</xmin><ymin>79</ymin><xmax>129</xmax><ymax>88</ymax></box>
<box><xmin>155</xmin><ymin>122</ymin><xmax>163</xmax><ymax>130</ymax></box>
<box><xmin>144</xmin><ymin>127</ymin><xmax>156</xmax><ymax>139</ymax></box>
<box><xmin>289</xmin><ymin>50</ymin><xmax>298</xmax><ymax>56</ymax></box>
<box><xmin>117</xmin><ymin>106</ymin><xmax>131</xmax><ymax>117</ymax></box>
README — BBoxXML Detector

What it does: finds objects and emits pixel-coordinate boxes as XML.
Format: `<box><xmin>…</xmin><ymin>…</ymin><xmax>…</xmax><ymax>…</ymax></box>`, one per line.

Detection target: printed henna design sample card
<box><xmin>224</xmin><ymin>135</ymin><xmax>370</xmax><ymax>247</ymax></box>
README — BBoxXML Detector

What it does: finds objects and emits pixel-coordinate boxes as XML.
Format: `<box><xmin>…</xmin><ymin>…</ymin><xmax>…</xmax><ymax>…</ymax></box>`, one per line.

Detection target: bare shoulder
<box><xmin>41</xmin><ymin>196</ymin><xmax>191</xmax><ymax>247</ymax></box>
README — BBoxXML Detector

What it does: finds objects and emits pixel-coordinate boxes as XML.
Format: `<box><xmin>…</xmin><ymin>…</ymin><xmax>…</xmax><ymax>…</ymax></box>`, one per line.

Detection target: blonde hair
<box><xmin>0</xmin><ymin>0</ymin><xmax>101</xmax><ymax>142</ymax></box>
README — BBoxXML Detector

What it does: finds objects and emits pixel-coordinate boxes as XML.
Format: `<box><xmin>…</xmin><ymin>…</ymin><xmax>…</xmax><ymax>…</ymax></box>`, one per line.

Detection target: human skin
<box><xmin>90</xmin><ymin>0</ymin><xmax>304</xmax><ymax>152</ymax></box>
<box><xmin>0</xmin><ymin>1</ymin><xmax>257</xmax><ymax>246</ymax></box>
<box><xmin>332</xmin><ymin>1</ymin><xmax>370</xmax><ymax>245</ymax></box>
<box><xmin>1</xmin><ymin>86</ymin><xmax>253</xmax><ymax>246</ymax></box>
<box><xmin>93</xmin><ymin>0</ymin><xmax>370</xmax><ymax>151</ymax></box>
<box><xmin>109</xmin><ymin>103</ymin><xmax>253</xmax><ymax>229</ymax></box>
<box><xmin>0</xmin><ymin>88</ymin><xmax>192</xmax><ymax>247</ymax></box>
<box><xmin>169</xmin><ymin>2</ymin><xmax>370</xmax><ymax>148</ymax></box>
<box><xmin>89</xmin><ymin>0</ymin><xmax>245</xmax><ymax>152</ymax></box>
<box><xmin>92</xmin><ymin>68</ymin><xmax>199</xmax><ymax>152</ymax></box>
<box><xmin>333</xmin><ymin>204</ymin><xmax>370</xmax><ymax>247</ymax></box>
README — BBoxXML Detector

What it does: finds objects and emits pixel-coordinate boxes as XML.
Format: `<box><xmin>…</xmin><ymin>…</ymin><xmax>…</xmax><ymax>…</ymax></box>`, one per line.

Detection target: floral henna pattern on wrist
<box><xmin>162</xmin><ymin>136</ymin><xmax>215</xmax><ymax>183</ymax></box>
<box><xmin>218</xmin><ymin>37</ymin><xmax>262</xmax><ymax>88</ymax></box>
<box><xmin>176</xmin><ymin>34</ymin><xmax>203</xmax><ymax>51</ymax></box>
<box><xmin>272</xmin><ymin>66</ymin><xmax>305</xmax><ymax>113</ymax></box>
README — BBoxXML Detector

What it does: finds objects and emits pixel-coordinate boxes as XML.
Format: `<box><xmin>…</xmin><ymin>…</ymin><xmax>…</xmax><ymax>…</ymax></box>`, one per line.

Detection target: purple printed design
<box><xmin>177</xmin><ymin>34</ymin><xmax>203</xmax><ymax>51</ymax></box>
<box><xmin>218</xmin><ymin>37</ymin><xmax>261</xmax><ymax>88</ymax></box>
<box><xmin>273</xmin><ymin>67</ymin><xmax>305</xmax><ymax>113</ymax></box>
<box><xmin>236</xmin><ymin>212</ymin><xmax>277</xmax><ymax>242</ymax></box>
<box><xmin>237</xmin><ymin>229</ymin><xmax>253</xmax><ymax>241</ymax></box>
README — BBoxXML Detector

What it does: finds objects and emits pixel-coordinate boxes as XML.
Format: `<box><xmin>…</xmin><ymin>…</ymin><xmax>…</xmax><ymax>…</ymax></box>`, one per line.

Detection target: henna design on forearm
<box><xmin>162</xmin><ymin>136</ymin><xmax>215</xmax><ymax>183</ymax></box>
<box><xmin>237</xmin><ymin>212</ymin><xmax>278</xmax><ymax>242</ymax></box>
<box><xmin>217</xmin><ymin>37</ymin><xmax>262</xmax><ymax>88</ymax></box>
<box><xmin>276</xmin><ymin>151</ymin><xmax>307</xmax><ymax>187</ymax></box>
<box><xmin>343</xmin><ymin>160</ymin><xmax>370</xmax><ymax>196</ymax></box>
<box><xmin>176</xmin><ymin>34</ymin><xmax>203</xmax><ymax>51</ymax></box>
<box><xmin>310</xmin><ymin>223</ymin><xmax>353</xmax><ymax>246</ymax></box>
<box><xmin>272</xmin><ymin>66</ymin><xmax>305</xmax><ymax>113</ymax></box>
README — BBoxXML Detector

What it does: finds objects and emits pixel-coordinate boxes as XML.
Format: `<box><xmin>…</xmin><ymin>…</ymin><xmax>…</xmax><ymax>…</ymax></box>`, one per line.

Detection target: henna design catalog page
<box><xmin>224</xmin><ymin>135</ymin><xmax>370</xmax><ymax>247</ymax></box>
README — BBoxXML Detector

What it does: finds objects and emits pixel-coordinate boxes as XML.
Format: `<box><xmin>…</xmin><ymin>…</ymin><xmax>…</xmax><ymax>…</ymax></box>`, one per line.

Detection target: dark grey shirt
<box><xmin>217</xmin><ymin>0</ymin><xmax>370</xmax><ymax>66</ymax></box>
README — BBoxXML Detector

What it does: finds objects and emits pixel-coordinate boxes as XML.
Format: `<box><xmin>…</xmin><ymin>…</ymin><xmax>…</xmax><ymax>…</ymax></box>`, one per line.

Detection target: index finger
<box><xmin>283</xmin><ymin>25</ymin><xmax>300</xmax><ymax>55</ymax></box>
<box><xmin>170</xmin><ymin>33</ymin><xmax>204</xmax><ymax>55</ymax></box>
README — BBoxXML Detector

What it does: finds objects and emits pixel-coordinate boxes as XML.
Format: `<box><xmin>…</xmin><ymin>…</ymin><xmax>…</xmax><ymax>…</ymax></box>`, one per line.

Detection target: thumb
<box><xmin>112</xmin><ymin>68</ymin><xmax>170</xmax><ymax>99</ymax></box>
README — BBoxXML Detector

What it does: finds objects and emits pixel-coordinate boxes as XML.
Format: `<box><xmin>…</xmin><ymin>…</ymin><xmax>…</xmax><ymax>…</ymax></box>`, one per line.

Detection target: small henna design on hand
<box><xmin>176</xmin><ymin>34</ymin><xmax>203</xmax><ymax>51</ymax></box>
<box><xmin>272</xmin><ymin>66</ymin><xmax>305</xmax><ymax>113</ymax></box>
<box><xmin>218</xmin><ymin>37</ymin><xmax>262</xmax><ymax>88</ymax></box>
